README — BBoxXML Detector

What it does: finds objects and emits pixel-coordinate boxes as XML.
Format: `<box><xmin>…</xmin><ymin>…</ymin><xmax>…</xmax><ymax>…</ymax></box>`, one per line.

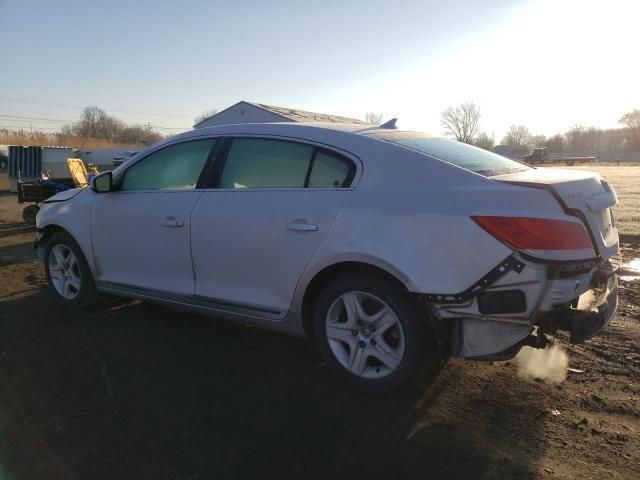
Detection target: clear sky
<box><xmin>0</xmin><ymin>0</ymin><xmax>638</xmax><ymax>139</ymax></box>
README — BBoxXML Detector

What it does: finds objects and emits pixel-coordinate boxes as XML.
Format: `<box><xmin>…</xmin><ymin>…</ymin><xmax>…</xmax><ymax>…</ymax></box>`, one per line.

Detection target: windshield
<box><xmin>368</xmin><ymin>131</ymin><xmax>530</xmax><ymax>177</ymax></box>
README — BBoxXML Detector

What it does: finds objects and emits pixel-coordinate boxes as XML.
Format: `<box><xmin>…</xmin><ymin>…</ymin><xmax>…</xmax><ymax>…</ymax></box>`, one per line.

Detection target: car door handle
<box><xmin>161</xmin><ymin>217</ymin><xmax>184</xmax><ymax>228</ymax></box>
<box><xmin>286</xmin><ymin>222</ymin><xmax>318</xmax><ymax>232</ymax></box>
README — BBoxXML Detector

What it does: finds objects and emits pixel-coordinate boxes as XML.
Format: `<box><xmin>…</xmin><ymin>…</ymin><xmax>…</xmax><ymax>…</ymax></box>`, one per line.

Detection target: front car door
<box><xmin>91</xmin><ymin>138</ymin><xmax>218</xmax><ymax>295</ymax></box>
<box><xmin>190</xmin><ymin>137</ymin><xmax>357</xmax><ymax>316</ymax></box>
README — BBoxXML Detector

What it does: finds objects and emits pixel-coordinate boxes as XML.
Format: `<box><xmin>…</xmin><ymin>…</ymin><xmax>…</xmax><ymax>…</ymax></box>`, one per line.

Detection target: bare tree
<box><xmin>544</xmin><ymin>134</ymin><xmax>565</xmax><ymax>152</ymax></box>
<box><xmin>619</xmin><ymin>109</ymin><xmax>640</xmax><ymax>129</ymax></box>
<box><xmin>195</xmin><ymin>109</ymin><xmax>218</xmax><ymax>125</ymax></box>
<box><xmin>619</xmin><ymin>108</ymin><xmax>640</xmax><ymax>150</ymax></box>
<box><xmin>474</xmin><ymin>132</ymin><xmax>494</xmax><ymax>151</ymax></box>
<box><xmin>440</xmin><ymin>101</ymin><xmax>481</xmax><ymax>143</ymax></box>
<box><xmin>65</xmin><ymin>106</ymin><xmax>163</xmax><ymax>145</ymax></box>
<box><xmin>118</xmin><ymin>126</ymin><xmax>163</xmax><ymax>145</ymax></box>
<box><xmin>501</xmin><ymin>125</ymin><xmax>532</xmax><ymax>146</ymax></box>
<box><xmin>565</xmin><ymin>125</ymin><xmax>603</xmax><ymax>153</ymax></box>
<box><xmin>365</xmin><ymin>112</ymin><xmax>383</xmax><ymax>125</ymax></box>
<box><xmin>531</xmin><ymin>134</ymin><xmax>547</xmax><ymax>147</ymax></box>
<box><xmin>72</xmin><ymin>106</ymin><xmax>125</xmax><ymax>142</ymax></box>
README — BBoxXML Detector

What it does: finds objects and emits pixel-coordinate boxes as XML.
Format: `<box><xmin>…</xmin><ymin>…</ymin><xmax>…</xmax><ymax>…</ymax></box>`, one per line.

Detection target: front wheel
<box><xmin>44</xmin><ymin>232</ymin><xmax>100</xmax><ymax>308</ymax></box>
<box><xmin>22</xmin><ymin>204</ymin><xmax>39</xmax><ymax>225</ymax></box>
<box><xmin>312</xmin><ymin>273</ymin><xmax>434</xmax><ymax>393</ymax></box>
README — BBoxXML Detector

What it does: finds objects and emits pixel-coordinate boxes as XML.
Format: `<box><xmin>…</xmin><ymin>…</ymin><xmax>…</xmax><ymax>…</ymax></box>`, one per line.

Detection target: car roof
<box><xmin>125</xmin><ymin>123</ymin><xmax>440</xmax><ymax>166</ymax></box>
<box><xmin>176</xmin><ymin>122</ymin><xmax>377</xmax><ymax>138</ymax></box>
<box><xmin>165</xmin><ymin>122</ymin><xmax>437</xmax><ymax>144</ymax></box>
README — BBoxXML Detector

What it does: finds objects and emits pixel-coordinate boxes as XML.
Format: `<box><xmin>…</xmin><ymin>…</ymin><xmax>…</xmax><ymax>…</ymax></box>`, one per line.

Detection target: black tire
<box><xmin>44</xmin><ymin>231</ymin><xmax>101</xmax><ymax>308</ymax></box>
<box><xmin>312</xmin><ymin>273</ymin><xmax>435</xmax><ymax>393</ymax></box>
<box><xmin>22</xmin><ymin>205</ymin><xmax>39</xmax><ymax>226</ymax></box>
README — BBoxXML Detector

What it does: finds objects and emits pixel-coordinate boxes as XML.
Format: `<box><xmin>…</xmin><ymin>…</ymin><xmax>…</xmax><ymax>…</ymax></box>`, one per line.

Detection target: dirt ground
<box><xmin>0</xmin><ymin>171</ymin><xmax>638</xmax><ymax>480</ymax></box>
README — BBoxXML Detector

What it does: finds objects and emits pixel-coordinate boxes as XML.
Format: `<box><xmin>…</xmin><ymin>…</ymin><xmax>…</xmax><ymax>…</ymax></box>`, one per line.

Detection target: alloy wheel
<box><xmin>325</xmin><ymin>291</ymin><xmax>406</xmax><ymax>379</ymax></box>
<box><xmin>48</xmin><ymin>244</ymin><xmax>82</xmax><ymax>300</ymax></box>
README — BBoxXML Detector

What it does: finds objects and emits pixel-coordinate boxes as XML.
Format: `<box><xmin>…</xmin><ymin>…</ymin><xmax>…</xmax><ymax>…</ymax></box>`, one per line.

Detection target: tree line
<box><xmin>436</xmin><ymin>101</ymin><xmax>640</xmax><ymax>154</ymax></box>
<box><xmin>0</xmin><ymin>106</ymin><xmax>166</xmax><ymax>149</ymax></box>
<box><xmin>60</xmin><ymin>106</ymin><xmax>164</xmax><ymax>146</ymax></box>
<box><xmin>7</xmin><ymin>103</ymin><xmax>639</xmax><ymax>154</ymax></box>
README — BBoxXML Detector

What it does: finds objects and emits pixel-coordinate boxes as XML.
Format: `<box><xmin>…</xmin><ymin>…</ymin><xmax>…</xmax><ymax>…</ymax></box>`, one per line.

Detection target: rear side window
<box><xmin>369</xmin><ymin>132</ymin><xmax>529</xmax><ymax>177</ymax></box>
<box><xmin>217</xmin><ymin>138</ymin><xmax>354</xmax><ymax>189</ymax></box>
<box><xmin>121</xmin><ymin>139</ymin><xmax>216</xmax><ymax>191</ymax></box>
<box><xmin>219</xmin><ymin>139</ymin><xmax>313</xmax><ymax>188</ymax></box>
<box><xmin>308</xmin><ymin>152</ymin><xmax>351</xmax><ymax>188</ymax></box>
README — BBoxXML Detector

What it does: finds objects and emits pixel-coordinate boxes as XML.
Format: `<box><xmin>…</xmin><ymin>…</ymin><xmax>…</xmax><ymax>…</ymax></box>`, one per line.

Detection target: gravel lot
<box><xmin>0</xmin><ymin>171</ymin><xmax>638</xmax><ymax>480</ymax></box>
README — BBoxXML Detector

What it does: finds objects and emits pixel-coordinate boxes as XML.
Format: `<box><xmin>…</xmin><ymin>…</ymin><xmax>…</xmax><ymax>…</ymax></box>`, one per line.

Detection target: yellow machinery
<box><xmin>66</xmin><ymin>158</ymin><xmax>99</xmax><ymax>187</ymax></box>
<box><xmin>19</xmin><ymin>158</ymin><xmax>100</xmax><ymax>225</ymax></box>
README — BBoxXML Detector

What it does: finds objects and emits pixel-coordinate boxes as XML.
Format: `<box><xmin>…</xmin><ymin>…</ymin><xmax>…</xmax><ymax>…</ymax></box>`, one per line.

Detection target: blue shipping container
<box><xmin>8</xmin><ymin>146</ymin><xmax>42</xmax><ymax>179</ymax></box>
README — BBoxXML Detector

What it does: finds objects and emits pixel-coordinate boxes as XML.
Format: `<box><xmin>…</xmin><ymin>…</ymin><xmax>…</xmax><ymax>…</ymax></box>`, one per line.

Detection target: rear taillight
<box><xmin>471</xmin><ymin>216</ymin><xmax>594</xmax><ymax>252</ymax></box>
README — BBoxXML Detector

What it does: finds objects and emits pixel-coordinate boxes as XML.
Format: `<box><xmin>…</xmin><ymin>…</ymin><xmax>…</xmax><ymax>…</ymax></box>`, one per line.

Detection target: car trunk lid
<box><xmin>493</xmin><ymin>167</ymin><xmax>619</xmax><ymax>260</ymax></box>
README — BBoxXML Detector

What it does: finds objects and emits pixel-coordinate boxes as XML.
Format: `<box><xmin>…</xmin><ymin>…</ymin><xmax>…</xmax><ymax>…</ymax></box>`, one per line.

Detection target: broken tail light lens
<box><xmin>471</xmin><ymin>216</ymin><xmax>594</xmax><ymax>252</ymax></box>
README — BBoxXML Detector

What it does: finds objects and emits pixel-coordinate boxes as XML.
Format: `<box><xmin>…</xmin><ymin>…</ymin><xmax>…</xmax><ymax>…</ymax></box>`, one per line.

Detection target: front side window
<box><xmin>121</xmin><ymin>139</ymin><xmax>216</xmax><ymax>191</ymax></box>
<box><xmin>219</xmin><ymin>138</ymin><xmax>313</xmax><ymax>189</ymax></box>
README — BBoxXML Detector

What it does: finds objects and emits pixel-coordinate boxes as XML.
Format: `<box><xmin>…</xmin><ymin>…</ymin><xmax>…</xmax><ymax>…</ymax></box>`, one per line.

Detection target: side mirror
<box><xmin>91</xmin><ymin>171</ymin><xmax>113</xmax><ymax>193</ymax></box>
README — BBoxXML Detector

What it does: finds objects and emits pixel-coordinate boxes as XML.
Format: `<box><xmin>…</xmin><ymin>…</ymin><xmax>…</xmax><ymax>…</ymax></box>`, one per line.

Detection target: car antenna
<box><xmin>379</xmin><ymin>118</ymin><xmax>398</xmax><ymax>129</ymax></box>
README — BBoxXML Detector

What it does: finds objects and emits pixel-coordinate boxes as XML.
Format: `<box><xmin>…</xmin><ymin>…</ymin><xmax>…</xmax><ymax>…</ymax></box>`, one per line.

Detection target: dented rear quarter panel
<box><xmin>286</xmin><ymin>139</ymin><xmax>571</xmax><ymax>329</ymax></box>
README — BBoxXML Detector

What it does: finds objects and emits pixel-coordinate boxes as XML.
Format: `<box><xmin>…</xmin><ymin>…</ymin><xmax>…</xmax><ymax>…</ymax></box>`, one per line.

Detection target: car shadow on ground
<box><xmin>0</xmin><ymin>289</ymin><xmax>547</xmax><ymax>480</ymax></box>
<box><xmin>0</xmin><ymin>241</ymin><xmax>37</xmax><ymax>267</ymax></box>
<box><xmin>0</xmin><ymin>223</ymin><xmax>33</xmax><ymax>237</ymax></box>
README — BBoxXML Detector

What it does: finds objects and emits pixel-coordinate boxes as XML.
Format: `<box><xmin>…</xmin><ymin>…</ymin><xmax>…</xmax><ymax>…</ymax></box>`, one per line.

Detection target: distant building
<box><xmin>193</xmin><ymin>101</ymin><xmax>367</xmax><ymax>129</ymax></box>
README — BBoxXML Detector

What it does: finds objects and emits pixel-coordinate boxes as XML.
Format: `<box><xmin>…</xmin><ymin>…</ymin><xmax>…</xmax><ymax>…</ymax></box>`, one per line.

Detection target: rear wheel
<box><xmin>313</xmin><ymin>273</ymin><xmax>434</xmax><ymax>393</ymax></box>
<box><xmin>44</xmin><ymin>232</ymin><xmax>100</xmax><ymax>308</ymax></box>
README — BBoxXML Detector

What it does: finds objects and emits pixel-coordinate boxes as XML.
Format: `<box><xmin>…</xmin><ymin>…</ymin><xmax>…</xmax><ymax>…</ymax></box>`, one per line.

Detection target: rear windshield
<box><xmin>368</xmin><ymin>131</ymin><xmax>530</xmax><ymax>177</ymax></box>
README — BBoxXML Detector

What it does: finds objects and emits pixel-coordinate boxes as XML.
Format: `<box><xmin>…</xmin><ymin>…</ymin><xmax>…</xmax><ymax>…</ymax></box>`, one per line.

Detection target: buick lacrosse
<box><xmin>35</xmin><ymin>121</ymin><xmax>619</xmax><ymax>392</ymax></box>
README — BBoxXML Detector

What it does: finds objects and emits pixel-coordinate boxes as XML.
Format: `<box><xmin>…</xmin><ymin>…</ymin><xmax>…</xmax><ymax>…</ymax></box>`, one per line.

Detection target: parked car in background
<box><xmin>34</xmin><ymin>122</ymin><xmax>619</xmax><ymax>392</ymax></box>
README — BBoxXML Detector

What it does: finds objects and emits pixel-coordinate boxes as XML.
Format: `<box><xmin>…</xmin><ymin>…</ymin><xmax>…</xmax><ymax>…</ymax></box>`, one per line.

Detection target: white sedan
<box><xmin>35</xmin><ymin>122</ymin><xmax>619</xmax><ymax>392</ymax></box>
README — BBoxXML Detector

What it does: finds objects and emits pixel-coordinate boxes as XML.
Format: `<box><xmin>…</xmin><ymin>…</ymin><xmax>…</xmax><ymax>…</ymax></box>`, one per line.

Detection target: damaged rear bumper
<box><xmin>421</xmin><ymin>254</ymin><xmax>619</xmax><ymax>360</ymax></box>
<box><xmin>536</xmin><ymin>272</ymin><xmax>618</xmax><ymax>344</ymax></box>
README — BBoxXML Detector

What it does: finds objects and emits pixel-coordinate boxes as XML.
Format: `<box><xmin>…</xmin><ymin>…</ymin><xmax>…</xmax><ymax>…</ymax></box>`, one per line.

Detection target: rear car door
<box><xmin>190</xmin><ymin>137</ymin><xmax>357</xmax><ymax>316</ymax></box>
<box><xmin>91</xmin><ymin>138</ymin><xmax>218</xmax><ymax>295</ymax></box>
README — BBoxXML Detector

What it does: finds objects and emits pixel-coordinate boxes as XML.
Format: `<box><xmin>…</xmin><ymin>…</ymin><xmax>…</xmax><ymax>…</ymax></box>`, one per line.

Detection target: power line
<box><xmin>0</xmin><ymin>125</ymin><xmax>61</xmax><ymax>131</ymax></box>
<box><xmin>0</xmin><ymin>113</ymin><xmax>76</xmax><ymax>123</ymax></box>
<box><xmin>0</xmin><ymin>122</ymin><xmax>189</xmax><ymax>132</ymax></box>
<box><xmin>0</xmin><ymin>120</ymin><xmax>68</xmax><ymax>129</ymax></box>
<box><xmin>0</xmin><ymin>115</ymin><xmax>191</xmax><ymax>131</ymax></box>
<box><xmin>0</xmin><ymin>97</ymin><xmax>194</xmax><ymax>119</ymax></box>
